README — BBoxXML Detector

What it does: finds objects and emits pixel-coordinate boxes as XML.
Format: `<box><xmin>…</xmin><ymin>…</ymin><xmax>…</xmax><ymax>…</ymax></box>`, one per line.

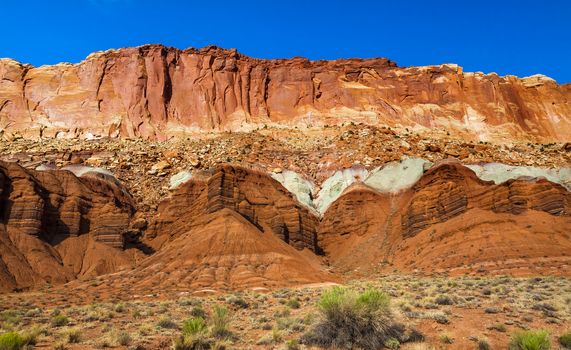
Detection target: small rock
<box><xmin>425</xmin><ymin>144</ymin><xmax>441</xmax><ymax>152</ymax></box>
<box><xmin>151</xmin><ymin>160</ymin><xmax>171</xmax><ymax>172</ymax></box>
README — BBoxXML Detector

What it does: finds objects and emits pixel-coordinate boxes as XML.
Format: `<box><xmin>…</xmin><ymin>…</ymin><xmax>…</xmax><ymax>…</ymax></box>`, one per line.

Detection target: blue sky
<box><xmin>1</xmin><ymin>0</ymin><xmax>570</xmax><ymax>82</ymax></box>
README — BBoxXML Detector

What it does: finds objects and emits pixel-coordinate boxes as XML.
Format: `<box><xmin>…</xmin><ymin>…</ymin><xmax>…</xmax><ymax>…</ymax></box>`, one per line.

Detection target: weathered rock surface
<box><xmin>1</xmin><ymin>45</ymin><xmax>569</xmax><ymax>141</ymax></box>
<box><xmin>401</xmin><ymin>161</ymin><xmax>571</xmax><ymax>238</ymax></box>
<box><xmin>146</xmin><ymin>165</ymin><xmax>319</xmax><ymax>252</ymax></box>
<box><xmin>0</xmin><ymin>161</ymin><xmax>135</xmax><ymax>291</ymax></box>
<box><xmin>318</xmin><ymin>160</ymin><xmax>571</xmax><ymax>275</ymax></box>
<box><xmin>1</xmin><ymin>156</ymin><xmax>571</xmax><ymax>293</ymax></box>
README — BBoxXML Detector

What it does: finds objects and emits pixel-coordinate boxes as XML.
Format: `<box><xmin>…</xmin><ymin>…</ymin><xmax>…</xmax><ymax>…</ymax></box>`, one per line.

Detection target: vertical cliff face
<box><xmin>0</xmin><ymin>44</ymin><xmax>569</xmax><ymax>141</ymax></box>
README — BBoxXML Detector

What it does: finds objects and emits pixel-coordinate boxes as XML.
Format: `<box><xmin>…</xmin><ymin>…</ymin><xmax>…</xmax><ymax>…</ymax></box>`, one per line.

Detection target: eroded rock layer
<box><xmin>2</xmin><ymin>158</ymin><xmax>571</xmax><ymax>293</ymax></box>
<box><xmin>146</xmin><ymin>165</ymin><xmax>319</xmax><ymax>252</ymax></box>
<box><xmin>1</xmin><ymin>45</ymin><xmax>569</xmax><ymax>141</ymax></box>
<box><xmin>400</xmin><ymin>162</ymin><xmax>571</xmax><ymax>238</ymax></box>
<box><xmin>0</xmin><ymin>161</ymin><xmax>135</xmax><ymax>291</ymax></box>
<box><xmin>318</xmin><ymin>161</ymin><xmax>571</xmax><ymax>275</ymax></box>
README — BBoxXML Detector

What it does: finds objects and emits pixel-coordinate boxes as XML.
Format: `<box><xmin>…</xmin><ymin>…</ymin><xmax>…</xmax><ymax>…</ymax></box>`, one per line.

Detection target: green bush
<box><xmin>172</xmin><ymin>334</ymin><xmax>210</xmax><ymax>350</ymax></box>
<box><xmin>509</xmin><ymin>330</ymin><xmax>550</xmax><ymax>350</ymax></box>
<box><xmin>285</xmin><ymin>339</ymin><xmax>300</xmax><ymax>350</ymax></box>
<box><xmin>116</xmin><ymin>331</ymin><xmax>132</xmax><ymax>346</ymax></box>
<box><xmin>225</xmin><ymin>295</ymin><xmax>248</xmax><ymax>309</ymax></box>
<box><xmin>66</xmin><ymin>329</ymin><xmax>81</xmax><ymax>344</ymax></box>
<box><xmin>384</xmin><ymin>337</ymin><xmax>400</xmax><ymax>349</ymax></box>
<box><xmin>114</xmin><ymin>302</ymin><xmax>126</xmax><ymax>313</ymax></box>
<box><xmin>286</xmin><ymin>298</ymin><xmax>301</xmax><ymax>309</ymax></box>
<box><xmin>435</xmin><ymin>295</ymin><xmax>454</xmax><ymax>305</ymax></box>
<box><xmin>51</xmin><ymin>315</ymin><xmax>69</xmax><ymax>327</ymax></box>
<box><xmin>157</xmin><ymin>317</ymin><xmax>178</xmax><ymax>329</ymax></box>
<box><xmin>301</xmin><ymin>287</ymin><xmax>405</xmax><ymax>349</ymax></box>
<box><xmin>0</xmin><ymin>332</ymin><xmax>24</xmax><ymax>350</ymax></box>
<box><xmin>560</xmin><ymin>332</ymin><xmax>571</xmax><ymax>349</ymax></box>
<box><xmin>210</xmin><ymin>305</ymin><xmax>231</xmax><ymax>339</ymax></box>
<box><xmin>190</xmin><ymin>306</ymin><xmax>206</xmax><ymax>318</ymax></box>
<box><xmin>478</xmin><ymin>338</ymin><xmax>491</xmax><ymax>350</ymax></box>
<box><xmin>182</xmin><ymin>317</ymin><xmax>207</xmax><ymax>336</ymax></box>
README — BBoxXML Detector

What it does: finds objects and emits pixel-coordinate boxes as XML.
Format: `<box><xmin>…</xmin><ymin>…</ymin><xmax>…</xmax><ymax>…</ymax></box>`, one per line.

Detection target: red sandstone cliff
<box><xmin>1</xmin><ymin>45</ymin><xmax>569</xmax><ymax>141</ymax></box>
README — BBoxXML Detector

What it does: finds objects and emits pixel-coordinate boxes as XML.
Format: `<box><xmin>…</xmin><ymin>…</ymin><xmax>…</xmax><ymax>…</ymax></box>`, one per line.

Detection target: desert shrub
<box><xmin>172</xmin><ymin>338</ymin><xmax>187</xmax><ymax>350</ymax></box>
<box><xmin>439</xmin><ymin>333</ymin><xmax>454</xmax><ymax>344</ymax></box>
<box><xmin>256</xmin><ymin>329</ymin><xmax>281</xmax><ymax>345</ymax></box>
<box><xmin>435</xmin><ymin>295</ymin><xmax>454</xmax><ymax>305</ymax></box>
<box><xmin>51</xmin><ymin>315</ymin><xmax>69</xmax><ymax>327</ymax></box>
<box><xmin>286</xmin><ymin>298</ymin><xmax>301</xmax><ymax>309</ymax></box>
<box><xmin>285</xmin><ymin>339</ymin><xmax>300</xmax><ymax>350</ymax></box>
<box><xmin>114</xmin><ymin>302</ymin><xmax>126</xmax><ymax>313</ymax></box>
<box><xmin>190</xmin><ymin>306</ymin><xmax>206</xmax><ymax>318</ymax></box>
<box><xmin>172</xmin><ymin>335</ymin><xmax>210</xmax><ymax>350</ymax></box>
<box><xmin>157</xmin><ymin>317</ymin><xmax>178</xmax><ymax>329</ymax></box>
<box><xmin>385</xmin><ymin>337</ymin><xmax>400</xmax><ymax>349</ymax></box>
<box><xmin>478</xmin><ymin>338</ymin><xmax>491</xmax><ymax>350</ymax></box>
<box><xmin>301</xmin><ymin>287</ymin><xmax>406</xmax><ymax>349</ymax></box>
<box><xmin>0</xmin><ymin>332</ymin><xmax>24</xmax><ymax>350</ymax></box>
<box><xmin>509</xmin><ymin>330</ymin><xmax>550</xmax><ymax>350</ymax></box>
<box><xmin>210</xmin><ymin>306</ymin><xmax>231</xmax><ymax>339</ymax></box>
<box><xmin>182</xmin><ymin>317</ymin><xmax>207</xmax><ymax>336</ymax></box>
<box><xmin>433</xmin><ymin>313</ymin><xmax>449</xmax><ymax>324</ymax></box>
<box><xmin>0</xmin><ymin>329</ymin><xmax>37</xmax><ymax>350</ymax></box>
<box><xmin>51</xmin><ymin>308</ymin><xmax>61</xmax><ymax>316</ymax></box>
<box><xmin>559</xmin><ymin>332</ymin><xmax>571</xmax><ymax>349</ymax></box>
<box><xmin>489</xmin><ymin>323</ymin><xmax>507</xmax><ymax>332</ymax></box>
<box><xmin>0</xmin><ymin>311</ymin><xmax>21</xmax><ymax>327</ymax></box>
<box><xmin>66</xmin><ymin>328</ymin><xmax>81</xmax><ymax>343</ymax></box>
<box><xmin>225</xmin><ymin>295</ymin><xmax>248</xmax><ymax>309</ymax></box>
<box><xmin>19</xmin><ymin>329</ymin><xmax>39</xmax><ymax>347</ymax></box>
<box><xmin>115</xmin><ymin>331</ymin><xmax>132</xmax><ymax>346</ymax></box>
<box><xmin>52</xmin><ymin>341</ymin><xmax>66</xmax><ymax>350</ymax></box>
<box><xmin>485</xmin><ymin>307</ymin><xmax>500</xmax><ymax>314</ymax></box>
<box><xmin>276</xmin><ymin>317</ymin><xmax>305</xmax><ymax>332</ymax></box>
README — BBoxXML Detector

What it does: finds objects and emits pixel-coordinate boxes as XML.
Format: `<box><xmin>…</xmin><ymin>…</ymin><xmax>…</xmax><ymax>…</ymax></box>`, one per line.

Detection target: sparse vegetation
<box><xmin>256</xmin><ymin>328</ymin><xmax>282</xmax><ymax>345</ymax></box>
<box><xmin>51</xmin><ymin>315</ymin><xmax>69</xmax><ymax>327</ymax></box>
<box><xmin>182</xmin><ymin>317</ymin><xmax>207</xmax><ymax>337</ymax></box>
<box><xmin>286</xmin><ymin>298</ymin><xmax>301</xmax><ymax>309</ymax></box>
<box><xmin>301</xmin><ymin>286</ymin><xmax>405</xmax><ymax>349</ymax></box>
<box><xmin>560</xmin><ymin>332</ymin><xmax>571</xmax><ymax>349</ymax></box>
<box><xmin>225</xmin><ymin>295</ymin><xmax>248</xmax><ymax>309</ymax></box>
<box><xmin>157</xmin><ymin>317</ymin><xmax>178</xmax><ymax>329</ymax></box>
<box><xmin>66</xmin><ymin>328</ymin><xmax>81</xmax><ymax>344</ymax></box>
<box><xmin>435</xmin><ymin>295</ymin><xmax>453</xmax><ymax>305</ymax></box>
<box><xmin>489</xmin><ymin>323</ymin><xmax>507</xmax><ymax>332</ymax></box>
<box><xmin>478</xmin><ymin>338</ymin><xmax>491</xmax><ymax>350</ymax></box>
<box><xmin>0</xmin><ymin>332</ymin><xmax>24</xmax><ymax>350</ymax></box>
<box><xmin>210</xmin><ymin>305</ymin><xmax>231</xmax><ymax>339</ymax></box>
<box><xmin>509</xmin><ymin>330</ymin><xmax>550</xmax><ymax>350</ymax></box>
<box><xmin>439</xmin><ymin>333</ymin><xmax>454</xmax><ymax>344</ymax></box>
<box><xmin>0</xmin><ymin>276</ymin><xmax>569</xmax><ymax>348</ymax></box>
<box><xmin>115</xmin><ymin>331</ymin><xmax>132</xmax><ymax>346</ymax></box>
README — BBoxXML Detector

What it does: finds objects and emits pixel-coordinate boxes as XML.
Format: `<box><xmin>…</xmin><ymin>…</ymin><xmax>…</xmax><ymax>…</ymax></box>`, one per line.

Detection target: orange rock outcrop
<box><xmin>1</xmin><ymin>45</ymin><xmax>569</xmax><ymax>141</ymax></box>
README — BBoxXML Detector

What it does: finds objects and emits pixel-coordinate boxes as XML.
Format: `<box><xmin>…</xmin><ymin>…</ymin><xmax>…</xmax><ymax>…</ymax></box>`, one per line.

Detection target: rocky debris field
<box><xmin>1</xmin><ymin>124</ymin><xmax>569</xmax><ymax>216</ymax></box>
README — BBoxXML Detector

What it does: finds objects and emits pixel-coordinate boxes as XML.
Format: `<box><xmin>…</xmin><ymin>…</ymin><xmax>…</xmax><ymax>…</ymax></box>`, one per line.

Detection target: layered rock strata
<box><xmin>1</xmin><ymin>45</ymin><xmax>569</xmax><ymax>141</ymax></box>
<box><xmin>0</xmin><ymin>161</ymin><xmax>135</xmax><ymax>291</ymax></box>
